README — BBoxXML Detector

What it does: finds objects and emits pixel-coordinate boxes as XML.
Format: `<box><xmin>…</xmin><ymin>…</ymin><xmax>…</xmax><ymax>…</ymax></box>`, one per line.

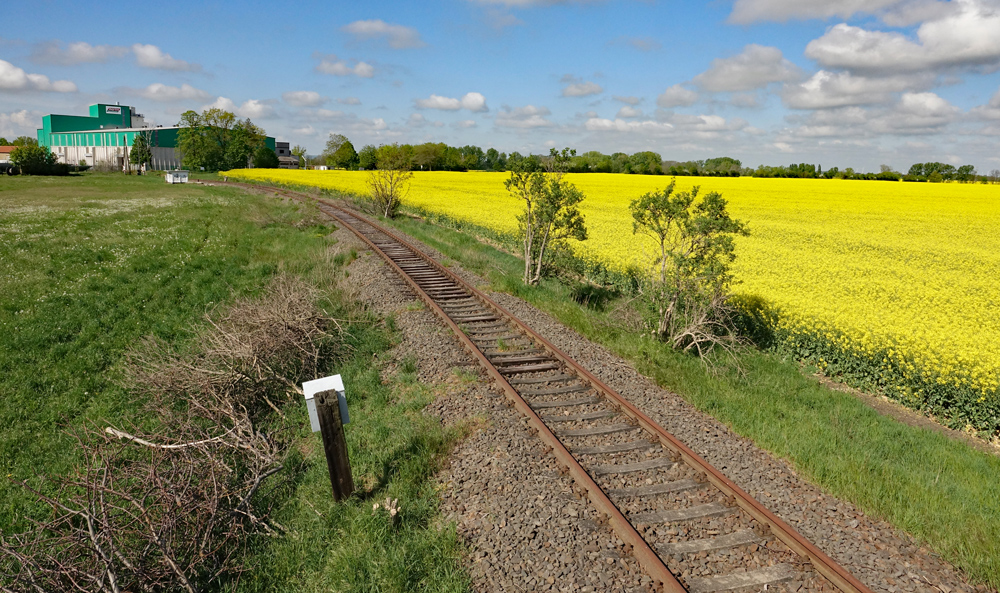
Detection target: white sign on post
<box><xmin>302</xmin><ymin>375</ymin><xmax>349</xmax><ymax>433</ymax></box>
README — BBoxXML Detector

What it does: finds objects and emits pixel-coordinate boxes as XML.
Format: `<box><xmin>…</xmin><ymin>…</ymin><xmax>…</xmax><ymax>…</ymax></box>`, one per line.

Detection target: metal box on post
<box><xmin>302</xmin><ymin>375</ymin><xmax>349</xmax><ymax>431</ymax></box>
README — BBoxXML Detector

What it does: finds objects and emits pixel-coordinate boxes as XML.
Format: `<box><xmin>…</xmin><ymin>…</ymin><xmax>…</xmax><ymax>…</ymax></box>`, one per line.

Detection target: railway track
<box><xmin>227</xmin><ymin>182</ymin><xmax>876</xmax><ymax>593</ymax></box>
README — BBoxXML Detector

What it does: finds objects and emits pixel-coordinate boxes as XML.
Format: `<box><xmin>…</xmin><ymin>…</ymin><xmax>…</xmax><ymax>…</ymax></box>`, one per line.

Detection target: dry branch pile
<box><xmin>0</xmin><ymin>275</ymin><xmax>345</xmax><ymax>593</ymax></box>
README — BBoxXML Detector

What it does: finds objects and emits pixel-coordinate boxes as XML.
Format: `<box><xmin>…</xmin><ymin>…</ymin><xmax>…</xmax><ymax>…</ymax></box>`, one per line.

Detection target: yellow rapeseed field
<box><xmin>228</xmin><ymin>169</ymin><xmax>1000</xmax><ymax>425</ymax></box>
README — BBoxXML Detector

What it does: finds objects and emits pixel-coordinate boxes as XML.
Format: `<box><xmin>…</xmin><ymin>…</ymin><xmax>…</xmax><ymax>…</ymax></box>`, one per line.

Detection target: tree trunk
<box><xmin>523</xmin><ymin>202</ymin><xmax>534</xmax><ymax>284</ymax></box>
<box><xmin>532</xmin><ymin>222</ymin><xmax>552</xmax><ymax>284</ymax></box>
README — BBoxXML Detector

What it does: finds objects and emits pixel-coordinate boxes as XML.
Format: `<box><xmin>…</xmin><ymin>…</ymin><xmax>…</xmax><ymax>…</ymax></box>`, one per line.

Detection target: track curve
<box><xmin>225</xmin><ymin>182</ymin><xmax>877</xmax><ymax>593</ymax></box>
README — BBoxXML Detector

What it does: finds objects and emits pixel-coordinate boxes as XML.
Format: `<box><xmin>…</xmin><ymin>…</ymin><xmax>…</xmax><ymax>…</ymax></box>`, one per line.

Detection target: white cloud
<box><xmin>0</xmin><ymin>109</ymin><xmax>44</xmax><ymax>138</ymax></box>
<box><xmin>407</xmin><ymin>113</ymin><xmax>444</xmax><ymax>128</ymax></box>
<box><xmin>496</xmin><ymin>105</ymin><xmax>554</xmax><ymax>128</ymax></box>
<box><xmin>730</xmin><ymin>93</ymin><xmax>761</xmax><ymax>108</ymax></box>
<box><xmin>729</xmin><ymin>0</ymin><xmax>907</xmax><ymax>23</ymax></box>
<box><xmin>315</xmin><ymin>55</ymin><xmax>375</xmax><ymax>78</ymax></box>
<box><xmin>729</xmin><ymin>0</ymin><xmax>958</xmax><ymax>25</ymax></box>
<box><xmin>460</xmin><ymin>92</ymin><xmax>488</xmax><ymax>112</ymax></box>
<box><xmin>133</xmin><ymin>83</ymin><xmax>211</xmax><ymax>102</ymax></box>
<box><xmin>890</xmin><ymin>91</ymin><xmax>961</xmax><ymax>129</ymax></box>
<box><xmin>283</xmin><ymin>90</ymin><xmax>326</xmax><ymax>107</ymax></box>
<box><xmin>238</xmin><ymin>99</ymin><xmax>276</xmax><ymax>119</ymax></box>
<box><xmin>778</xmin><ymin>91</ymin><xmax>960</xmax><ymax>141</ymax></box>
<box><xmin>293</xmin><ymin>125</ymin><xmax>318</xmax><ymax>136</ymax></box>
<box><xmin>455</xmin><ymin>119</ymin><xmax>478</xmax><ymax>128</ymax></box>
<box><xmin>657</xmin><ymin>84</ymin><xmax>698</xmax><ymax>108</ymax></box>
<box><xmin>131</xmin><ymin>44</ymin><xmax>199</xmax><ymax>71</ymax></box>
<box><xmin>0</xmin><ymin>59</ymin><xmax>76</xmax><ymax>92</ymax></box>
<box><xmin>202</xmin><ymin>97</ymin><xmax>276</xmax><ymax>119</ymax></box>
<box><xmin>879</xmin><ymin>0</ymin><xmax>957</xmax><ymax>26</ymax></box>
<box><xmin>971</xmin><ymin>87</ymin><xmax>1000</xmax><ymax>120</ymax></box>
<box><xmin>782</xmin><ymin>70</ymin><xmax>932</xmax><ymax>109</ymax></box>
<box><xmin>415</xmin><ymin>94</ymin><xmax>462</xmax><ymax>110</ymax></box>
<box><xmin>613</xmin><ymin>95</ymin><xmax>642</xmax><ymax>105</ymax></box>
<box><xmin>314</xmin><ymin>109</ymin><xmax>346</xmax><ymax>120</ymax></box>
<box><xmin>483</xmin><ymin>8</ymin><xmax>525</xmax><ymax>29</ymax></box>
<box><xmin>665</xmin><ymin>113</ymin><xmax>748</xmax><ymax>133</ymax></box>
<box><xmin>414</xmin><ymin>92</ymin><xmax>488</xmax><ymax>112</ymax></box>
<box><xmin>300</xmin><ymin>109</ymin><xmax>391</xmax><ymax>136</ymax></box>
<box><xmin>337</xmin><ymin>97</ymin><xmax>361</xmax><ymax>105</ymax></box>
<box><xmin>805</xmin><ymin>3</ymin><xmax>1000</xmax><ymax>75</ymax></box>
<box><xmin>584</xmin><ymin>117</ymin><xmax>675</xmax><ymax>134</ymax></box>
<box><xmin>693</xmin><ymin>44</ymin><xmax>801</xmax><ymax>92</ymax></box>
<box><xmin>30</xmin><ymin>41</ymin><xmax>128</xmax><ymax>65</ymax></box>
<box><xmin>562</xmin><ymin>80</ymin><xmax>603</xmax><ymax>97</ymax></box>
<box><xmin>342</xmin><ymin>20</ymin><xmax>426</xmax><ymax>49</ymax></box>
<box><xmin>616</xmin><ymin>106</ymin><xmax>643</xmax><ymax>118</ymax></box>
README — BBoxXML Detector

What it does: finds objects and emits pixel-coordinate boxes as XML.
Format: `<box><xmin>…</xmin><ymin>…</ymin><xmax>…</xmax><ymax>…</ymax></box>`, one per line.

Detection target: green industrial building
<box><xmin>37</xmin><ymin>103</ymin><xmax>276</xmax><ymax>170</ymax></box>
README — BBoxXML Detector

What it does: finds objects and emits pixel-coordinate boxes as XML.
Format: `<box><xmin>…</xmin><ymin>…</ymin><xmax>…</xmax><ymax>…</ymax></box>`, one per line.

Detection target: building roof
<box><xmin>0</xmin><ymin>146</ymin><xmax>14</xmax><ymax>153</ymax></box>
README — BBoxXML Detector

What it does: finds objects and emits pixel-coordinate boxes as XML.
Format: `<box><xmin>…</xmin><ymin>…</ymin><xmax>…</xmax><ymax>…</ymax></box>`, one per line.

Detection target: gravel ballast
<box><xmin>327</xmin><ymin>211</ymin><xmax>988</xmax><ymax>593</ymax></box>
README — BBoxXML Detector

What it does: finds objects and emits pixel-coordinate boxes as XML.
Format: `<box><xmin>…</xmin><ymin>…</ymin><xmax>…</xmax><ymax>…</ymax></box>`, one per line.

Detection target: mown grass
<box><xmin>377</xmin><ymin>209</ymin><xmax>1000</xmax><ymax>590</ymax></box>
<box><xmin>0</xmin><ymin>175</ymin><xmax>469</xmax><ymax>592</ymax></box>
<box><xmin>0</xmin><ymin>174</ymin><xmax>337</xmax><ymax>529</ymax></box>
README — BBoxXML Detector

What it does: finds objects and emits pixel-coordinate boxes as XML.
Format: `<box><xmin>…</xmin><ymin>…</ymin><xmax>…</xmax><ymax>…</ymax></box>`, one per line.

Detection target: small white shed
<box><xmin>165</xmin><ymin>170</ymin><xmax>189</xmax><ymax>184</ymax></box>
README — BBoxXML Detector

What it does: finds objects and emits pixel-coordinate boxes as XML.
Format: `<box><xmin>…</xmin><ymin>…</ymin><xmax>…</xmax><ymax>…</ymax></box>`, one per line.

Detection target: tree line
<box><xmin>313</xmin><ymin>133</ymin><xmax>997</xmax><ymax>183</ymax></box>
<box><xmin>0</xmin><ymin>136</ymin><xmax>38</xmax><ymax>147</ymax></box>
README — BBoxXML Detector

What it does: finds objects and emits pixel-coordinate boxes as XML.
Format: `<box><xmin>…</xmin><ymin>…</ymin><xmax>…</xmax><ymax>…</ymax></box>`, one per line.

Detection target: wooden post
<box><xmin>315</xmin><ymin>389</ymin><xmax>354</xmax><ymax>500</ymax></box>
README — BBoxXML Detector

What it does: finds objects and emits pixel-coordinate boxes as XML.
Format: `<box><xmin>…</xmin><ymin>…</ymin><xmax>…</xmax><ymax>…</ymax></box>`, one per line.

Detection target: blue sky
<box><xmin>2</xmin><ymin>0</ymin><xmax>1000</xmax><ymax>172</ymax></box>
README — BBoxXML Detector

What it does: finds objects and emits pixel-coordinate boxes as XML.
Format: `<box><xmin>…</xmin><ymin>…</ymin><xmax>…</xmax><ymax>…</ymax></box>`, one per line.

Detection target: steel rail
<box><xmin>315</xmin><ymin>199</ymin><xmax>684</xmax><ymax>593</ymax></box>
<box><xmin>234</xmin><ymin>182</ymin><xmax>875</xmax><ymax>593</ymax></box>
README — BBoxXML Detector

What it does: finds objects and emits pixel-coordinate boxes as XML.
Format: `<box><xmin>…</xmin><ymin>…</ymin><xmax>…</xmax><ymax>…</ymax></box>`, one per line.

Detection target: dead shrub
<box><xmin>0</xmin><ymin>274</ymin><xmax>346</xmax><ymax>592</ymax></box>
<box><xmin>127</xmin><ymin>274</ymin><xmax>344</xmax><ymax>418</ymax></box>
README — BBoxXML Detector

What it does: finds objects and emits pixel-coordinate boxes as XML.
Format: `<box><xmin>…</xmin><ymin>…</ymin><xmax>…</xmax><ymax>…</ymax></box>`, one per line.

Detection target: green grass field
<box><xmin>376</xmin><ymin>207</ymin><xmax>1000</xmax><ymax>590</ymax></box>
<box><xmin>0</xmin><ymin>175</ymin><xmax>469</xmax><ymax>592</ymax></box>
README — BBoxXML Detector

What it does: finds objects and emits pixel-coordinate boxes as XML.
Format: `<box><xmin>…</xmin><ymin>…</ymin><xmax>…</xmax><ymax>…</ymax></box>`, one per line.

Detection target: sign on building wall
<box><xmin>105</xmin><ymin>106</ymin><xmax>122</xmax><ymax>115</ymax></box>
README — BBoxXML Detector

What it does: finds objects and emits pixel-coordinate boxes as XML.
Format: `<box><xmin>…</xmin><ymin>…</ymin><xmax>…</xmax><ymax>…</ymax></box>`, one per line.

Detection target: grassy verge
<box><xmin>0</xmin><ymin>175</ymin><xmax>469</xmax><ymax>592</ymax></box>
<box><xmin>233</xmin><ymin>356</ymin><xmax>471</xmax><ymax>593</ymax></box>
<box><xmin>375</xmin><ymin>210</ymin><xmax>1000</xmax><ymax>589</ymax></box>
<box><xmin>0</xmin><ymin>174</ymin><xmax>335</xmax><ymax>528</ymax></box>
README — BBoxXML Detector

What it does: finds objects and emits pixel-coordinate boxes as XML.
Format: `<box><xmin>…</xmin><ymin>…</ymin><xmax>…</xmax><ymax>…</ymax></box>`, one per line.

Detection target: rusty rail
<box><xmin>226</xmin><ymin>181</ymin><xmax>876</xmax><ymax>593</ymax></box>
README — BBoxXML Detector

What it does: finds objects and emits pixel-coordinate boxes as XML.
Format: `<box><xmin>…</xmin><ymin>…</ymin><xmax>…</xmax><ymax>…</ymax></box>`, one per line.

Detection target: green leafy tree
<box><xmin>176</xmin><ymin>109</ymin><xmax>266</xmax><ymax>171</ymax></box>
<box><xmin>10</xmin><ymin>145</ymin><xmax>56</xmax><ymax>167</ymax></box>
<box><xmin>413</xmin><ymin>142</ymin><xmax>445</xmax><ymax>171</ymax></box>
<box><xmin>252</xmin><ymin>146</ymin><xmax>279</xmax><ymax>168</ymax></box>
<box><xmin>10</xmin><ymin>145</ymin><xmax>57</xmax><ymax>174</ymax></box>
<box><xmin>505</xmin><ymin>153</ymin><xmax>588</xmax><ymax>285</ymax></box>
<box><xmin>129</xmin><ymin>132</ymin><xmax>153</xmax><ymax>168</ymax></box>
<box><xmin>12</xmin><ymin>136</ymin><xmax>38</xmax><ymax>147</ymax></box>
<box><xmin>627</xmin><ymin>151</ymin><xmax>663</xmax><ymax>175</ymax></box>
<box><xmin>629</xmin><ymin>179</ymin><xmax>749</xmax><ymax>354</ymax></box>
<box><xmin>366</xmin><ymin>144</ymin><xmax>413</xmax><ymax>218</ymax></box>
<box><xmin>224</xmin><ymin>119</ymin><xmax>267</xmax><ymax>170</ymax></box>
<box><xmin>358</xmin><ymin>144</ymin><xmax>378</xmax><ymax>170</ymax></box>
<box><xmin>956</xmin><ymin>164</ymin><xmax>976</xmax><ymax>183</ymax></box>
<box><xmin>328</xmin><ymin>139</ymin><xmax>358</xmax><ymax>169</ymax></box>
<box><xmin>0</xmin><ymin>137</ymin><xmax>8</xmax><ymax>145</ymax></box>
<box><xmin>291</xmin><ymin>145</ymin><xmax>308</xmax><ymax>169</ymax></box>
<box><xmin>460</xmin><ymin>145</ymin><xmax>485</xmax><ymax>170</ymax></box>
<box><xmin>485</xmin><ymin>148</ymin><xmax>507</xmax><ymax>171</ymax></box>
<box><xmin>177</xmin><ymin>110</ymin><xmax>226</xmax><ymax>170</ymax></box>
<box><xmin>322</xmin><ymin>134</ymin><xmax>348</xmax><ymax>163</ymax></box>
